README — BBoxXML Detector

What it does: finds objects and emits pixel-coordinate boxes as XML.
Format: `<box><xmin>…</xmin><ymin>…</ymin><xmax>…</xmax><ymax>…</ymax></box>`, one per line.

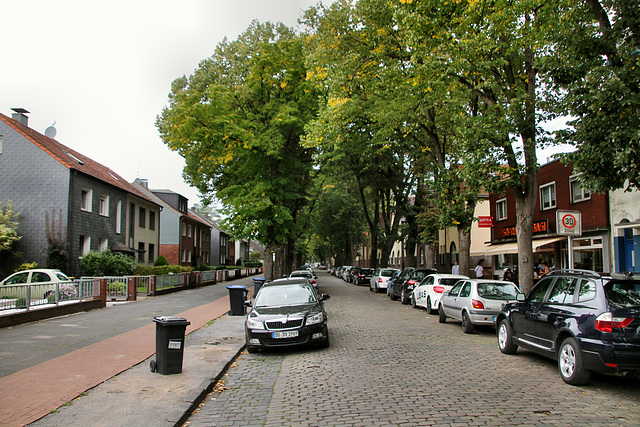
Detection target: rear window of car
<box><xmin>441</xmin><ymin>278</ymin><xmax>461</xmax><ymax>287</ymax></box>
<box><xmin>56</xmin><ymin>272</ymin><xmax>70</xmax><ymax>281</ymax></box>
<box><xmin>361</xmin><ymin>269</ymin><xmax>374</xmax><ymax>275</ymax></box>
<box><xmin>380</xmin><ymin>269</ymin><xmax>396</xmax><ymax>277</ymax></box>
<box><xmin>477</xmin><ymin>282</ymin><xmax>519</xmax><ymax>300</ymax></box>
<box><xmin>605</xmin><ymin>280</ymin><xmax>640</xmax><ymax>308</ymax></box>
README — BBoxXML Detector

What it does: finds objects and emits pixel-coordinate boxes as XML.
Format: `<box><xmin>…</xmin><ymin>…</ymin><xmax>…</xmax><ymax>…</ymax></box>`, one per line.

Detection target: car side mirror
<box><xmin>244</xmin><ymin>300</ymin><xmax>253</xmax><ymax>307</ymax></box>
<box><xmin>321</xmin><ymin>294</ymin><xmax>330</xmax><ymax>301</ymax></box>
<box><xmin>516</xmin><ymin>293</ymin><xmax>525</xmax><ymax>302</ymax></box>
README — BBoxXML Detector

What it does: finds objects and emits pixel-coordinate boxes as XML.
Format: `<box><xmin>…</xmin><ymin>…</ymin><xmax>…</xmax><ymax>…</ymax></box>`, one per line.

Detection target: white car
<box><xmin>370</xmin><ymin>268</ymin><xmax>400</xmax><ymax>293</ymax></box>
<box><xmin>0</xmin><ymin>268</ymin><xmax>73</xmax><ymax>299</ymax></box>
<box><xmin>411</xmin><ymin>273</ymin><xmax>469</xmax><ymax>313</ymax></box>
<box><xmin>439</xmin><ymin>279</ymin><xmax>520</xmax><ymax>333</ymax></box>
<box><xmin>289</xmin><ymin>270</ymin><xmax>318</xmax><ymax>290</ymax></box>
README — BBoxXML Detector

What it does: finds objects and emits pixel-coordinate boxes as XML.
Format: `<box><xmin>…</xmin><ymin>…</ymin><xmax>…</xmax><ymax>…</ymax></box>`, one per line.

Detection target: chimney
<box><xmin>11</xmin><ymin>108</ymin><xmax>30</xmax><ymax>127</ymax></box>
<box><xmin>139</xmin><ymin>178</ymin><xmax>149</xmax><ymax>188</ymax></box>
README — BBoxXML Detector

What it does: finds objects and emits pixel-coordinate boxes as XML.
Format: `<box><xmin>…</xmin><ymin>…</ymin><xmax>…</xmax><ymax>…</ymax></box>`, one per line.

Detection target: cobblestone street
<box><xmin>187</xmin><ymin>273</ymin><xmax>640</xmax><ymax>427</ymax></box>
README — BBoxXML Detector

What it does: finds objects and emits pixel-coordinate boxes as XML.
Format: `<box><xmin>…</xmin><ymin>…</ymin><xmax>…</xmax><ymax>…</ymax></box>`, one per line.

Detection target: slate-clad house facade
<box><xmin>0</xmin><ymin>109</ymin><xmax>160</xmax><ymax>277</ymax></box>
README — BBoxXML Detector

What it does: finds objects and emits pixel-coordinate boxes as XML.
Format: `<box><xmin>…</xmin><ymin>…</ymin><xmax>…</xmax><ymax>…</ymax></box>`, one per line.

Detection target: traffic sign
<box><xmin>556</xmin><ymin>210</ymin><xmax>582</xmax><ymax>236</ymax></box>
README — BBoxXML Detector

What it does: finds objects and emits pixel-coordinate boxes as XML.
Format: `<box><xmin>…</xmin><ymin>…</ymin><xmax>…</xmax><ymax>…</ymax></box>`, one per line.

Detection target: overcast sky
<box><xmin>3</xmin><ymin>0</ymin><xmax>330</xmax><ymax>205</ymax></box>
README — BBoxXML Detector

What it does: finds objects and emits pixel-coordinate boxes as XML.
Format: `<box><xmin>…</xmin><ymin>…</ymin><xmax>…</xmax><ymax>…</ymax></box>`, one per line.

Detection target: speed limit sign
<box><xmin>557</xmin><ymin>210</ymin><xmax>582</xmax><ymax>236</ymax></box>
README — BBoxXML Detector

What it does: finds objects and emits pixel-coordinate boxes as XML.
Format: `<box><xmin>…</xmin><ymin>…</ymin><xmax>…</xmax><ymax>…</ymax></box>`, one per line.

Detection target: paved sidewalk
<box><xmin>0</xmin><ymin>293</ymin><xmax>250</xmax><ymax>427</ymax></box>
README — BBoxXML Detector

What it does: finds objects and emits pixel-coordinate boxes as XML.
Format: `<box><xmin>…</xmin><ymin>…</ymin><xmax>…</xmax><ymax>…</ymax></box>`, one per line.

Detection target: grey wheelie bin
<box><xmin>150</xmin><ymin>316</ymin><xmax>190</xmax><ymax>375</ymax></box>
<box><xmin>226</xmin><ymin>285</ymin><xmax>248</xmax><ymax>316</ymax></box>
<box><xmin>252</xmin><ymin>277</ymin><xmax>266</xmax><ymax>295</ymax></box>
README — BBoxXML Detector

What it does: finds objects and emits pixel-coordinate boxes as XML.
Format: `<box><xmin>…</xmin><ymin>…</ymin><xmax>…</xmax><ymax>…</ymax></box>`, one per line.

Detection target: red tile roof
<box><xmin>0</xmin><ymin>112</ymin><xmax>159</xmax><ymax>206</ymax></box>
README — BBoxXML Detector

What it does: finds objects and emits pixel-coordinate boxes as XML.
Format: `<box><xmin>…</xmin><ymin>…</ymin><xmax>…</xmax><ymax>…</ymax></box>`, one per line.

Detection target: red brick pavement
<box><xmin>0</xmin><ymin>294</ymin><xmax>240</xmax><ymax>426</ymax></box>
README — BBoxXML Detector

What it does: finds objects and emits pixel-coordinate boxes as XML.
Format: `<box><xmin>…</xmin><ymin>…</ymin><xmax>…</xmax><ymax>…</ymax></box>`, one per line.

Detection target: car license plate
<box><xmin>272</xmin><ymin>330</ymin><xmax>299</xmax><ymax>339</ymax></box>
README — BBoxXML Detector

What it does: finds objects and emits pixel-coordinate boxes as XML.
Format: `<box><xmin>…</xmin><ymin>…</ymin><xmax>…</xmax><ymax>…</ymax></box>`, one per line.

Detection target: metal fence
<box><xmin>156</xmin><ymin>273</ymin><xmax>190</xmax><ymax>290</ymax></box>
<box><xmin>0</xmin><ymin>278</ymin><xmax>101</xmax><ymax>312</ymax></box>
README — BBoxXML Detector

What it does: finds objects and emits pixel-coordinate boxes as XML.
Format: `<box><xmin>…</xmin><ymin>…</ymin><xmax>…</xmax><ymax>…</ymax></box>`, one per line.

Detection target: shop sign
<box><xmin>478</xmin><ymin>216</ymin><xmax>493</xmax><ymax>228</ymax></box>
<box><xmin>502</xmin><ymin>220</ymin><xmax>548</xmax><ymax>238</ymax></box>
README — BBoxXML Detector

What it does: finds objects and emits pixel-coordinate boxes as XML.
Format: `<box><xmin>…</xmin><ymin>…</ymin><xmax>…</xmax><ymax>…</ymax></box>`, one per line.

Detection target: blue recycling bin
<box><xmin>226</xmin><ymin>285</ymin><xmax>248</xmax><ymax>316</ymax></box>
<box><xmin>252</xmin><ymin>277</ymin><xmax>266</xmax><ymax>295</ymax></box>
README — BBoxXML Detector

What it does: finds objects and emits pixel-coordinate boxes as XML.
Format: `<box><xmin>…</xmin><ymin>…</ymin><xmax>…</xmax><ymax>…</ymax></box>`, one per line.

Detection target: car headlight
<box><xmin>306</xmin><ymin>312</ymin><xmax>324</xmax><ymax>325</ymax></box>
<box><xmin>247</xmin><ymin>315</ymin><xmax>265</xmax><ymax>330</ymax></box>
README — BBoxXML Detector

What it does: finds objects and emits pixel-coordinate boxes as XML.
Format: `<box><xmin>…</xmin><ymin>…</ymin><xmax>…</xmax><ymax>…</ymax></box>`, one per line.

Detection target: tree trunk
<box><xmin>457</xmin><ymin>227</ymin><xmax>471</xmax><ymax>278</ymax></box>
<box><xmin>264</xmin><ymin>245</ymin><xmax>275</xmax><ymax>281</ymax></box>
<box><xmin>425</xmin><ymin>242</ymin><xmax>437</xmax><ymax>269</ymax></box>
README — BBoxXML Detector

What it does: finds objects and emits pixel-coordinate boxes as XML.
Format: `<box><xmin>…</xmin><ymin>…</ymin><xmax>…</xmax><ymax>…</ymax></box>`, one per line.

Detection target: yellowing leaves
<box><xmin>328</xmin><ymin>97</ymin><xmax>349</xmax><ymax>109</ymax></box>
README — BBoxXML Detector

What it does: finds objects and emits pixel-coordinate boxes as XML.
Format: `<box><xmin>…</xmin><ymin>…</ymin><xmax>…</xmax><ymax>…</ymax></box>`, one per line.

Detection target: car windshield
<box><xmin>605</xmin><ymin>280</ymin><xmax>640</xmax><ymax>308</ymax></box>
<box><xmin>477</xmin><ymin>282</ymin><xmax>519</xmax><ymax>300</ymax></box>
<box><xmin>255</xmin><ymin>284</ymin><xmax>317</xmax><ymax>307</ymax></box>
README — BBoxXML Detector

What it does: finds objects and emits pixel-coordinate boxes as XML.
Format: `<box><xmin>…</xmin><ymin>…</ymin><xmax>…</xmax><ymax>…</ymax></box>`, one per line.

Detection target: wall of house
<box><xmin>68</xmin><ymin>172</ymin><xmax>128</xmax><ymax>276</ymax></box>
<box><xmin>0</xmin><ymin>123</ymin><xmax>70</xmax><ymax>275</ymax></box>
<box><xmin>610</xmin><ymin>187</ymin><xmax>640</xmax><ymax>272</ymax></box>
<box><xmin>126</xmin><ymin>195</ymin><xmax>161</xmax><ymax>265</ymax></box>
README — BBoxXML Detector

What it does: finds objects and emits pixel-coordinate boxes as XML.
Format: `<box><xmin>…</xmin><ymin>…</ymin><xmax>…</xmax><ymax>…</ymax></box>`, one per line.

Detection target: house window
<box><xmin>99</xmin><ymin>238</ymin><xmax>108</xmax><ymax>252</ymax></box>
<box><xmin>187</xmin><ymin>224</ymin><xmax>192</xmax><ymax>237</ymax></box>
<box><xmin>80</xmin><ymin>235</ymin><xmax>91</xmax><ymax>255</ymax></box>
<box><xmin>182</xmin><ymin>223</ymin><xmax>187</xmax><ymax>237</ymax></box>
<box><xmin>570</xmin><ymin>175</ymin><xmax>591</xmax><ymax>203</ymax></box>
<box><xmin>139</xmin><ymin>207</ymin><xmax>146</xmax><ymax>228</ymax></box>
<box><xmin>148</xmin><ymin>244</ymin><xmax>155</xmax><ymax>262</ymax></box>
<box><xmin>540</xmin><ymin>182</ymin><xmax>556</xmax><ymax>210</ymax></box>
<box><xmin>0</xmin><ymin>135</ymin><xmax>3</xmax><ymax>154</ymax></box>
<box><xmin>99</xmin><ymin>194</ymin><xmax>109</xmax><ymax>216</ymax></box>
<box><xmin>81</xmin><ymin>188</ymin><xmax>93</xmax><ymax>212</ymax></box>
<box><xmin>496</xmin><ymin>198</ymin><xmax>507</xmax><ymax>221</ymax></box>
<box><xmin>138</xmin><ymin>242</ymin><xmax>145</xmax><ymax>262</ymax></box>
<box><xmin>149</xmin><ymin>211</ymin><xmax>156</xmax><ymax>230</ymax></box>
<box><xmin>181</xmin><ymin>250</ymin><xmax>186</xmax><ymax>263</ymax></box>
<box><xmin>116</xmin><ymin>201</ymin><xmax>122</xmax><ymax>234</ymax></box>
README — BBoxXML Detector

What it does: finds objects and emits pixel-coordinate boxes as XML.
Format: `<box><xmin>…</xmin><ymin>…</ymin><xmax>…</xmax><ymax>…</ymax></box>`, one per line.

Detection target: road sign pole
<box><xmin>568</xmin><ymin>236</ymin><xmax>574</xmax><ymax>269</ymax></box>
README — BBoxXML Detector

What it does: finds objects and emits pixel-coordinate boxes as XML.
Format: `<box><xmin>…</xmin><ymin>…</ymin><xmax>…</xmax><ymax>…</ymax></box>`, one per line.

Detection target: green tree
<box><xmin>157</xmin><ymin>22</ymin><xmax>321</xmax><ymax>279</ymax></box>
<box><xmin>0</xmin><ymin>201</ymin><xmax>21</xmax><ymax>256</ymax></box>
<box><xmin>546</xmin><ymin>0</ymin><xmax>640</xmax><ymax>192</ymax></box>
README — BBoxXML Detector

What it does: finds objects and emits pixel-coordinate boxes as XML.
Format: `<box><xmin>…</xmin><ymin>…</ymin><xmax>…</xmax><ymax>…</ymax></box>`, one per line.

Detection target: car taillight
<box><xmin>358</xmin><ymin>274</ymin><xmax>364</xmax><ymax>278</ymax></box>
<box><xmin>595</xmin><ymin>312</ymin><xmax>634</xmax><ymax>333</ymax></box>
<box><xmin>434</xmin><ymin>286</ymin><xmax>445</xmax><ymax>293</ymax></box>
<box><xmin>311</xmin><ymin>280</ymin><xmax>317</xmax><ymax>285</ymax></box>
<box><xmin>379</xmin><ymin>278</ymin><xmax>384</xmax><ymax>283</ymax></box>
<box><xmin>472</xmin><ymin>299</ymin><xmax>484</xmax><ymax>309</ymax></box>
<box><xmin>407</xmin><ymin>280</ymin><xmax>418</xmax><ymax>285</ymax></box>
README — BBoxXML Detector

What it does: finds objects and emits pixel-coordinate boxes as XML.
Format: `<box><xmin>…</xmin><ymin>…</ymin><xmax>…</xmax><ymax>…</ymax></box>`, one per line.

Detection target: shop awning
<box><xmin>471</xmin><ymin>236</ymin><xmax>565</xmax><ymax>256</ymax></box>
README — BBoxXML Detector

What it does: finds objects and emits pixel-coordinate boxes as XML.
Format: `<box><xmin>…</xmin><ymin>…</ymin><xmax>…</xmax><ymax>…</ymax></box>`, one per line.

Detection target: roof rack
<box><xmin>548</xmin><ymin>269</ymin><xmax>602</xmax><ymax>278</ymax></box>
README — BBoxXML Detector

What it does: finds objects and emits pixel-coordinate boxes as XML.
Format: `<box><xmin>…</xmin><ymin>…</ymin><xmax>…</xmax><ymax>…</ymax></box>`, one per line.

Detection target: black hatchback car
<box><xmin>496</xmin><ymin>269</ymin><xmax>640</xmax><ymax>385</ymax></box>
<box><xmin>354</xmin><ymin>268</ymin><xmax>375</xmax><ymax>286</ymax></box>
<box><xmin>389</xmin><ymin>267</ymin><xmax>438</xmax><ymax>304</ymax></box>
<box><xmin>245</xmin><ymin>279</ymin><xmax>330</xmax><ymax>353</ymax></box>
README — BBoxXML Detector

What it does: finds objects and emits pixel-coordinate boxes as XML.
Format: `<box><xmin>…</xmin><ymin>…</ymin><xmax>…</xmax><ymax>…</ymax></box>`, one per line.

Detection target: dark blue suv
<box><xmin>496</xmin><ymin>269</ymin><xmax>640</xmax><ymax>385</ymax></box>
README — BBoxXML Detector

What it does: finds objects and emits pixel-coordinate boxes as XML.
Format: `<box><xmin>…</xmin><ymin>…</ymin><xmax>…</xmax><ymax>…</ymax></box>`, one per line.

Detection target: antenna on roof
<box><xmin>45</xmin><ymin>121</ymin><xmax>57</xmax><ymax>139</ymax></box>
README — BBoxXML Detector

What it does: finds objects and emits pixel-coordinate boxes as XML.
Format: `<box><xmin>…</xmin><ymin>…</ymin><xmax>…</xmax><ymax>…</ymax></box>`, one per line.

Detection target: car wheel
<box><xmin>401</xmin><ymin>289</ymin><xmax>409</xmax><ymax>304</ymax></box>
<box><xmin>411</xmin><ymin>294</ymin><xmax>417</xmax><ymax>308</ymax></box>
<box><xmin>462</xmin><ymin>312</ymin><xmax>475</xmax><ymax>333</ymax></box>
<box><xmin>438</xmin><ymin>304</ymin><xmax>447</xmax><ymax>323</ymax></box>
<box><xmin>319</xmin><ymin>328</ymin><xmax>330</xmax><ymax>348</ymax></box>
<box><xmin>247</xmin><ymin>346</ymin><xmax>259</xmax><ymax>354</ymax></box>
<box><xmin>390</xmin><ymin>289</ymin><xmax>397</xmax><ymax>300</ymax></box>
<box><xmin>497</xmin><ymin>319</ymin><xmax>518</xmax><ymax>354</ymax></box>
<box><xmin>558</xmin><ymin>337</ymin><xmax>591</xmax><ymax>385</ymax></box>
<box><xmin>426</xmin><ymin>297</ymin><xmax>434</xmax><ymax>314</ymax></box>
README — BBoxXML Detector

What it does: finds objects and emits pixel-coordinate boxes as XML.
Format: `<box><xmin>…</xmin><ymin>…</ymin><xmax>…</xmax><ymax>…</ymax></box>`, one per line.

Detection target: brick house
<box><xmin>0</xmin><ymin>109</ymin><xmax>161</xmax><ymax>277</ymax></box>
<box><xmin>131</xmin><ymin>180</ymin><xmax>211</xmax><ymax>267</ymax></box>
<box><xmin>485</xmin><ymin>158</ymin><xmax>610</xmax><ymax>276</ymax></box>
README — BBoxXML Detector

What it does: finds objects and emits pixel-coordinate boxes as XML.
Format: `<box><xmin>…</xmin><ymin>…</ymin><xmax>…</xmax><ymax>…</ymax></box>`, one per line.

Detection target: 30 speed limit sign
<box><xmin>557</xmin><ymin>210</ymin><xmax>582</xmax><ymax>236</ymax></box>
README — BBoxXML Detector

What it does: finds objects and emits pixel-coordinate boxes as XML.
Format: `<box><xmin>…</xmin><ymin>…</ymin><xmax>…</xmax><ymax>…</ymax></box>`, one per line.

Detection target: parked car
<box><xmin>370</xmin><ymin>268</ymin><xmax>401</xmax><ymax>293</ymax></box>
<box><xmin>289</xmin><ymin>270</ymin><xmax>318</xmax><ymax>290</ymax></box>
<box><xmin>0</xmin><ymin>269</ymin><xmax>73</xmax><ymax>299</ymax></box>
<box><xmin>244</xmin><ymin>279</ymin><xmax>330</xmax><ymax>353</ymax></box>
<box><xmin>389</xmin><ymin>267</ymin><xmax>438</xmax><ymax>304</ymax></box>
<box><xmin>340</xmin><ymin>266</ymin><xmax>353</xmax><ymax>281</ymax></box>
<box><xmin>412</xmin><ymin>273</ymin><xmax>469</xmax><ymax>313</ymax></box>
<box><xmin>496</xmin><ymin>269</ymin><xmax>640</xmax><ymax>385</ymax></box>
<box><xmin>439</xmin><ymin>279</ymin><xmax>519</xmax><ymax>333</ymax></box>
<box><xmin>346</xmin><ymin>267</ymin><xmax>359</xmax><ymax>283</ymax></box>
<box><xmin>354</xmin><ymin>268</ymin><xmax>375</xmax><ymax>286</ymax></box>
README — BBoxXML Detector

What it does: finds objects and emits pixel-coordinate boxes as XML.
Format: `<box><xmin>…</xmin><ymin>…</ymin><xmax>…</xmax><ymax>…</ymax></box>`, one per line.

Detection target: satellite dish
<box><xmin>45</xmin><ymin>125</ymin><xmax>57</xmax><ymax>139</ymax></box>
